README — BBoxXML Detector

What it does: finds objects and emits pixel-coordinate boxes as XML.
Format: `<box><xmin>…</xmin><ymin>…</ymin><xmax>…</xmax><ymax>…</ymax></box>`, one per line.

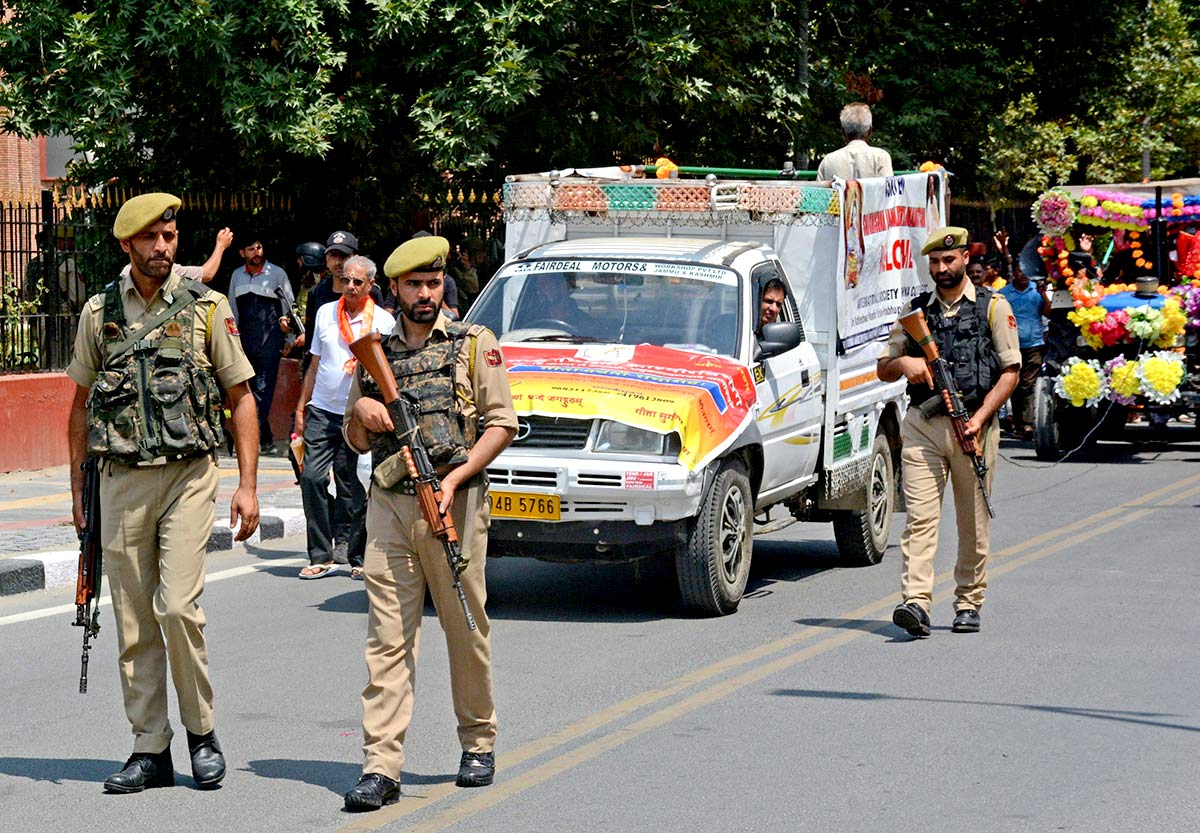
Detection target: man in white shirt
<box><xmin>229</xmin><ymin>237</ymin><xmax>293</xmax><ymax>453</ymax></box>
<box><xmin>294</xmin><ymin>255</ymin><xmax>396</xmax><ymax>579</ymax></box>
<box><xmin>816</xmin><ymin>102</ymin><xmax>894</xmax><ymax>182</ymax></box>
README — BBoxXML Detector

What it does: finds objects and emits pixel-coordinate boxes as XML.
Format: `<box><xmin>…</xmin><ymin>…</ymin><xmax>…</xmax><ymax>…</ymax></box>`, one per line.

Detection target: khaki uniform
<box><xmin>883</xmin><ymin>282</ymin><xmax>1021</xmax><ymax>614</ymax></box>
<box><xmin>67</xmin><ymin>268</ymin><xmax>253</xmax><ymax>753</ymax></box>
<box><xmin>345</xmin><ymin>313</ymin><xmax>516</xmax><ymax>780</ymax></box>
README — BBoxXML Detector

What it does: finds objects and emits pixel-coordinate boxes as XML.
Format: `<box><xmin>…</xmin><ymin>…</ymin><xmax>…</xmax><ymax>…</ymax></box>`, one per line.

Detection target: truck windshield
<box><xmin>466</xmin><ymin>260</ymin><xmax>742</xmax><ymax>357</ymax></box>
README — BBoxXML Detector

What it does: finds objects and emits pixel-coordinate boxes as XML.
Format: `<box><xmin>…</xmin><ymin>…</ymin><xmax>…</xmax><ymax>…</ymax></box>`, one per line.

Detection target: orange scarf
<box><xmin>337</xmin><ymin>295</ymin><xmax>375</xmax><ymax>374</ymax></box>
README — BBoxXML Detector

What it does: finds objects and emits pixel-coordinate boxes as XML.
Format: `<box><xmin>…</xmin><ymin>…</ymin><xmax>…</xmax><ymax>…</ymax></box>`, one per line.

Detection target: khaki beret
<box><xmin>112</xmin><ymin>193</ymin><xmax>181</xmax><ymax>239</ymax></box>
<box><xmin>921</xmin><ymin>226</ymin><xmax>970</xmax><ymax>255</ymax></box>
<box><xmin>384</xmin><ymin>236</ymin><xmax>450</xmax><ymax>279</ymax></box>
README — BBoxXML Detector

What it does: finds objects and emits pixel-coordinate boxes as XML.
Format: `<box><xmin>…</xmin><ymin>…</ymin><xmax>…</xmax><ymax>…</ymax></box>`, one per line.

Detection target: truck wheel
<box><xmin>831</xmin><ymin>434</ymin><xmax>893</xmax><ymax>566</ymax></box>
<box><xmin>1033</xmin><ymin>376</ymin><xmax>1061</xmax><ymax>461</ymax></box>
<box><xmin>676</xmin><ymin>459</ymin><xmax>753</xmax><ymax>616</ymax></box>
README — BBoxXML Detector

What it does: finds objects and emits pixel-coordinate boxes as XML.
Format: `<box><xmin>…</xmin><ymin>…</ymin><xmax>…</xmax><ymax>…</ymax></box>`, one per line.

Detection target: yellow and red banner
<box><xmin>504</xmin><ymin>345</ymin><xmax>757</xmax><ymax>471</ymax></box>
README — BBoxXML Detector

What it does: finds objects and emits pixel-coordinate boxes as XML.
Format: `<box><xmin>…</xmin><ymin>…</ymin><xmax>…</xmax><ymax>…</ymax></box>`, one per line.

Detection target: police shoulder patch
<box><xmin>225</xmin><ymin>317</ymin><xmax>240</xmax><ymax>335</ymax></box>
<box><xmin>484</xmin><ymin>348</ymin><xmax>502</xmax><ymax>367</ymax></box>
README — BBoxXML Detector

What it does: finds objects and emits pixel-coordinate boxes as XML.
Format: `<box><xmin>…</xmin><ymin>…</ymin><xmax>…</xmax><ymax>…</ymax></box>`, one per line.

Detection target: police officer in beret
<box><xmin>340</xmin><ymin>235</ymin><xmax>516</xmax><ymax>811</ymax></box>
<box><xmin>66</xmin><ymin>193</ymin><xmax>261</xmax><ymax>792</ymax></box>
<box><xmin>877</xmin><ymin>227</ymin><xmax>1020</xmax><ymax>637</ymax></box>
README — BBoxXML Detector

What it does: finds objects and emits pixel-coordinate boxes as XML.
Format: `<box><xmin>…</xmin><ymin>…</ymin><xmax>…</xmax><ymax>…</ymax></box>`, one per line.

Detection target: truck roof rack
<box><xmin>502</xmin><ymin>171</ymin><xmax>842</xmax><ymax>228</ymax></box>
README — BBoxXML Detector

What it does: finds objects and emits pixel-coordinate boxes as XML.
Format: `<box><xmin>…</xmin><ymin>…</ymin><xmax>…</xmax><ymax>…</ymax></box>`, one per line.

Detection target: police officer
<box><xmin>66</xmin><ymin>193</ymin><xmax>261</xmax><ymax>792</ymax></box>
<box><xmin>877</xmin><ymin>227</ymin><xmax>1020</xmax><ymax>637</ymax></box>
<box><xmin>341</xmin><ymin>236</ymin><xmax>516</xmax><ymax>812</ymax></box>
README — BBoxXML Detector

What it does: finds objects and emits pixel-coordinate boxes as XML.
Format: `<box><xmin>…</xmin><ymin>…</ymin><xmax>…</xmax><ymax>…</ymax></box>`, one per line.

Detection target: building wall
<box><xmin>0</xmin><ymin>131</ymin><xmax>43</xmax><ymax>197</ymax></box>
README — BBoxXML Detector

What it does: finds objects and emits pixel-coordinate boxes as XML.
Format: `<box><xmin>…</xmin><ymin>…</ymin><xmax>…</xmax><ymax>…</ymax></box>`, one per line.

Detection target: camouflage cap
<box><xmin>384</xmin><ymin>236</ymin><xmax>450</xmax><ymax>279</ymax></box>
<box><xmin>112</xmin><ymin>193</ymin><xmax>181</xmax><ymax>239</ymax></box>
<box><xmin>921</xmin><ymin>226</ymin><xmax>970</xmax><ymax>255</ymax></box>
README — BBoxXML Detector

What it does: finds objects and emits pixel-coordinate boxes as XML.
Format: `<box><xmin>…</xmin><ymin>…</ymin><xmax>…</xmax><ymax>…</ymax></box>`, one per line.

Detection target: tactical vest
<box><xmin>904</xmin><ymin>288</ymin><xmax>1000</xmax><ymax>413</ymax></box>
<box><xmin>86</xmin><ymin>279</ymin><xmax>225</xmax><ymax>463</ymax></box>
<box><xmin>359</xmin><ymin>322</ymin><xmax>480</xmax><ymax>491</ymax></box>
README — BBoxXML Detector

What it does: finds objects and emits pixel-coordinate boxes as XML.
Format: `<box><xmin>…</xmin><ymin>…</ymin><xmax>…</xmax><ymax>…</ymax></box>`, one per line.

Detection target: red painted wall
<box><xmin>0</xmin><ymin>359</ymin><xmax>304</xmax><ymax>473</ymax></box>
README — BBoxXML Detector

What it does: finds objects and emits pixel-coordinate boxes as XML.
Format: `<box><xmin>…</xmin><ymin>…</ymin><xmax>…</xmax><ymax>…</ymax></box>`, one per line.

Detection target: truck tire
<box><xmin>831</xmin><ymin>434</ymin><xmax>894</xmax><ymax>566</ymax></box>
<box><xmin>1033</xmin><ymin>376</ymin><xmax>1061</xmax><ymax>461</ymax></box>
<box><xmin>676</xmin><ymin>459</ymin><xmax>753</xmax><ymax>616</ymax></box>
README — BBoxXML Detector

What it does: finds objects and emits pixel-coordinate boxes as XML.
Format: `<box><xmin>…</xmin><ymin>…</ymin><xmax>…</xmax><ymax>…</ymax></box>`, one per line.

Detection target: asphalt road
<box><xmin>2</xmin><ymin>427</ymin><xmax>1199</xmax><ymax>833</ymax></box>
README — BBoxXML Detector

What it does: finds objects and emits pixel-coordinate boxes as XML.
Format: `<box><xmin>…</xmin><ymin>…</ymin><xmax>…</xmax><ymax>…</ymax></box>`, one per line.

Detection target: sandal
<box><xmin>298</xmin><ymin>562</ymin><xmax>341</xmax><ymax>580</ymax></box>
<box><xmin>350</xmin><ymin>567</ymin><xmax>365</xmax><ymax>581</ymax></box>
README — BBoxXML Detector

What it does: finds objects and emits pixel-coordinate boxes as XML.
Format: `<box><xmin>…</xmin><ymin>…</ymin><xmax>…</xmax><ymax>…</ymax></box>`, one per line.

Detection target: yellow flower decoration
<box><xmin>1136</xmin><ymin>352</ymin><xmax>1185</xmax><ymax>404</ymax></box>
<box><xmin>1068</xmin><ymin>306</ymin><xmax>1108</xmax><ymax>349</ymax></box>
<box><xmin>1155</xmin><ymin>297</ymin><xmax>1187</xmax><ymax>347</ymax></box>
<box><xmin>1055</xmin><ymin>358</ymin><xmax>1108</xmax><ymax>407</ymax></box>
<box><xmin>1109</xmin><ymin>360</ymin><xmax>1142</xmax><ymax>400</ymax></box>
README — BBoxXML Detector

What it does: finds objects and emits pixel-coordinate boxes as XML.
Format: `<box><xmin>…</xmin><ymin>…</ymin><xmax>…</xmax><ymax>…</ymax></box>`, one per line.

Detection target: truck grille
<box><xmin>512</xmin><ymin>416</ymin><xmax>593</xmax><ymax>449</ymax></box>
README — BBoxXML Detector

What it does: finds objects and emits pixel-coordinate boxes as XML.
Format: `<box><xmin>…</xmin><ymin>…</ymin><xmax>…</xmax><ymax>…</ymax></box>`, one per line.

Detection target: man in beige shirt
<box><xmin>816</xmin><ymin>102</ymin><xmax>895</xmax><ymax>181</ymax></box>
<box><xmin>877</xmin><ymin>226</ymin><xmax>1020</xmax><ymax>637</ymax></box>
<box><xmin>66</xmin><ymin>193</ymin><xmax>260</xmax><ymax>793</ymax></box>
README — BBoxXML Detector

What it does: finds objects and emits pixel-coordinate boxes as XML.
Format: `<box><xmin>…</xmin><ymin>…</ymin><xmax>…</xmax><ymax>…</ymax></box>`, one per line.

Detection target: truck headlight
<box><xmin>595</xmin><ymin>421</ymin><xmax>677</xmax><ymax>455</ymax></box>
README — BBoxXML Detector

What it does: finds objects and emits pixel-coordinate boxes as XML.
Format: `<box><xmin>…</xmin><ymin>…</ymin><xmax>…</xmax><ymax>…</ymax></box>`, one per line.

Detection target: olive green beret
<box><xmin>921</xmin><ymin>226</ymin><xmax>970</xmax><ymax>255</ymax></box>
<box><xmin>384</xmin><ymin>236</ymin><xmax>450</xmax><ymax>279</ymax></box>
<box><xmin>112</xmin><ymin>193</ymin><xmax>181</xmax><ymax>239</ymax></box>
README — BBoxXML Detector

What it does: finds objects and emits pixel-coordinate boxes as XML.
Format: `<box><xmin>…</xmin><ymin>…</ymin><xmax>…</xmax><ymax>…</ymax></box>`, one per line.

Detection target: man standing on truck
<box><xmin>876</xmin><ymin>227</ymin><xmax>1020</xmax><ymax>637</ymax></box>
<box><xmin>816</xmin><ymin>103</ymin><xmax>894</xmax><ymax>181</ymax></box>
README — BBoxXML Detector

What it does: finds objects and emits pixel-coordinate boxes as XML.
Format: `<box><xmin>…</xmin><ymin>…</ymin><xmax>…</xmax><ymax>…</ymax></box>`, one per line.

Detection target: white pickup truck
<box><xmin>465</xmin><ymin>168</ymin><xmax>940</xmax><ymax>614</ymax></box>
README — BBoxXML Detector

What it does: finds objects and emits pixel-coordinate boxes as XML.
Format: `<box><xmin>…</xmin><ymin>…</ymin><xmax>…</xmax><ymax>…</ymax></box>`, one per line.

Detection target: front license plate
<box><xmin>489</xmin><ymin>491</ymin><xmax>561</xmax><ymax>520</ymax></box>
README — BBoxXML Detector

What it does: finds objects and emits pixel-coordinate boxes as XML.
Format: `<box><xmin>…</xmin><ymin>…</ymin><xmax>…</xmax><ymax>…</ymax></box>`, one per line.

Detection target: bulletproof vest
<box><xmin>905</xmin><ymin>288</ymin><xmax>1000</xmax><ymax>413</ymax></box>
<box><xmin>359</xmin><ymin>322</ymin><xmax>479</xmax><ymax>490</ymax></box>
<box><xmin>86</xmin><ymin>279</ymin><xmax>225</xmax><ymax>463</ymax></box>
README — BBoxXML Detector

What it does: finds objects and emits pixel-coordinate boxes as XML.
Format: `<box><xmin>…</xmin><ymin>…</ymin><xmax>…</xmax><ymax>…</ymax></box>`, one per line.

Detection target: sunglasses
<box><xmin>340</xmin><ymin>277</ymin><xmax>368</xmax><ymax>287</ymax></box>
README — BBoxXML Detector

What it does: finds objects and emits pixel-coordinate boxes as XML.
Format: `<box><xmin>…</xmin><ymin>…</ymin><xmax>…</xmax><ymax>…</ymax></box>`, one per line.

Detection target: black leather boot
<box><xmin>344</xmin><ymin>773</ymin><xmax>401</xmax><ymax>811</ymax></box>
<box><xmin>103</xmin><ymin>750</ymin><xmax>175</xmax><ymax>793</ymax></box>
<box><xmin>186</xmin><ymin>730</ymin><xmax>226</xmax><ymax>789</ymax></box>
<box><xmin>455</xmin><ymin>751</ymin><xmax>495</xmax><ymax>787</ymax></box>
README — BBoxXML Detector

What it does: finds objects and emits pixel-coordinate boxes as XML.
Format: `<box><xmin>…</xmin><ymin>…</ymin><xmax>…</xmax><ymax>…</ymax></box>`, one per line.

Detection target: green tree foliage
<box><xmin>4</xmin><ymin>0</ymin><xmax>1200</xmax><ymax>230</ymax></box>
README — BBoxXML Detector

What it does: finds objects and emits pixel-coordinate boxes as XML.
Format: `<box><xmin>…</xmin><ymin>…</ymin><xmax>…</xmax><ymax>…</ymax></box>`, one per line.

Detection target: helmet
<box><xmin>295</xmin><ymin>241</ymin><xmax>326</xmax><ymax>269</ymax></box>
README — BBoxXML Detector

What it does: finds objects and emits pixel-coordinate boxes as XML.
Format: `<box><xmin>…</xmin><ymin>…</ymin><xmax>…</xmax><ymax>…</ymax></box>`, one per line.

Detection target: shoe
<box><xmin>455</xmin><ymin>751</ymin><xmax>495</xmax><ymax>788</ymax></box>
<box><xmin>187</xmin><ymin>730</ymin><xmax>225</xmax><ymax>788</ymax></box>
<box><xmin>103</xmin><ymin>750</ymin><xmax>175</xmax><ymax>793</ymax></box>
<box><xmin>298</xmin><ymin>562</ymin><xmax>341</xmax><ymax>579</ymax></box>
<box><xmin>952</xmin><ymin>608</ymin><xmax>981</xmax><ymax>633</ymax></box>
<box><xmin>344</xmin><ymin>773</ymin><xmax>401</xmax><ymax>812</ymax></box>
<box><xmin>892</xmin><ymin>602</ymin><xmax>931</xmax><ymax>638</ymax></box>
<box><xmin>350</xmin><ymin>566</ymin><xmax>365</xmax><ymax>581</ymax></box>
<box><xmin>332</xmin><ymin>541</ymin><xmax>350</xmax><ymax>566</ymax></box>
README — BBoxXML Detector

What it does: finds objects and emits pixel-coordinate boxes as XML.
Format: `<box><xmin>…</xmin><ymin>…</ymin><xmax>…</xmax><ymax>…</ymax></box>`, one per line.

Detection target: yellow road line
<box><xmin>335</xmin><ymin>471</ymin><xmax>1200</xmax><ymax>832</ymax></box>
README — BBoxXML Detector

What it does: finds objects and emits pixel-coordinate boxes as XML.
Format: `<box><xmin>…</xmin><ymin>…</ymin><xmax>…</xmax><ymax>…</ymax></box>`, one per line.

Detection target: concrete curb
<box><xmin>0</xmin><ymin>508</ymin><xmax>306</xmax><ymax>598</ymax></box>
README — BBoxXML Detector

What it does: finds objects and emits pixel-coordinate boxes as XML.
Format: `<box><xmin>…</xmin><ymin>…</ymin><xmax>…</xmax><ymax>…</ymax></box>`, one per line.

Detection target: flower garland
<box><xmin>1171</xmin><ymin>280</ymin><xmax>1200</xmax><ymax>327</ymax></box>
<box><xmin>1054</xmin><ymin>357</ymin><xmax>1108</xmax><ymax>407</ymax></box>
<box><xmin>1065</xmin><ymin>282</ymin><xmax>1188</xmax><ymax>348</ymax></box>
<box><xmin>1078</xmin><ymin>190</ymin><xmax>1147</xmax><ymax>230</ymax></box>
<box><xmin>1032</xmin><ymin>188</ymin><xmax>1077</xmax><ymax>236</ymax></box>
<box><xmin>1135</xmin><ymin>351</ymin><xmax>1186</xmax><ymax>405</ymax></box>
<box><xmin>1104</xmin><ymin>357</ymin><xmax>1142</xmax><ymax>405</ymax></box>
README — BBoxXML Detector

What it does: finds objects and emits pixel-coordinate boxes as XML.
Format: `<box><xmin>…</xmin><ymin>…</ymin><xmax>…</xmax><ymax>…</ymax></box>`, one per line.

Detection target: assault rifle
<box><xmin>898</xmin><ymin>307</ymin><xmax>997</xmax><ymax>519</ymax></box>
<box><xmin>275</xmin><ymin>286</ymin><xmax>304</xmax><ymax>337</ymax></box>
<box><xmin>349</xmin><ymin>332</ymin><xmax>478</xmax><ymax>631</ymax></box>
<box><xmin>73</xmin><ymin>456</ymin><xmax>103</xmax><ymax>693</ymax></box>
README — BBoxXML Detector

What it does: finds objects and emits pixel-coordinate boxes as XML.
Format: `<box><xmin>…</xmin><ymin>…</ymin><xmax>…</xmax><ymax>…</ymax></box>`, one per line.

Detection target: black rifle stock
<box><xmin>275</xmin><ymin>286</ymin><xmax>305</xmax><ymax>337</ymax></box>
<box><xmin>73</xmin><ymin>456</ymin><xmax>103</xmax><ymax>693</ymax></box>
<box><xmin>898</xmin><ymin>308</ymin><xmax>997</xmax><ymax>519</ymax></box>
<box><xmin>349</xmin><ymin>332</ymin><xmax>478</xmax><ymax>631</ymax></box>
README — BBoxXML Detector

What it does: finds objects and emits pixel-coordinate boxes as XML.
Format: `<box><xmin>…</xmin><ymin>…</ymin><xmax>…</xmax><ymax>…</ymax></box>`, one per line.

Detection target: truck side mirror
<box><xmin>756</xmin><ymin>321</ymin><xmax>803</xmax><ymax>359</ymax></box>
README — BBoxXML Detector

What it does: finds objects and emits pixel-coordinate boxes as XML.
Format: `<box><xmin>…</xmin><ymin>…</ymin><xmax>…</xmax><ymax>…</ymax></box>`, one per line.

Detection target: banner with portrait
<box><xmin>835</xmin><ymin>171</ymin><xmax>947</xmax><ymax>355</ymax></box>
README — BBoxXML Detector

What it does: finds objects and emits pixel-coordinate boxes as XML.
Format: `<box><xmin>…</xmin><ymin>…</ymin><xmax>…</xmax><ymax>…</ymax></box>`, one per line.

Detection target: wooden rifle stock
<box><xmin>348</xmin><ymin>332</ymin><xmax>478</xmax><ymax>630</ymax></box>
<box><xmin>897</xmin><ymin>308</ymin><xmax>997</xmax><ymax>518</ymax></box>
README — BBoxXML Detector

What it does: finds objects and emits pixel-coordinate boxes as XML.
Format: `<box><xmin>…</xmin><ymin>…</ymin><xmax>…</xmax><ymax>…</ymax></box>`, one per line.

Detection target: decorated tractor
<box><xmin>1027</xmin><ymin>183</ymin><xmax>1200</xmax><ymax>460</ymax></box>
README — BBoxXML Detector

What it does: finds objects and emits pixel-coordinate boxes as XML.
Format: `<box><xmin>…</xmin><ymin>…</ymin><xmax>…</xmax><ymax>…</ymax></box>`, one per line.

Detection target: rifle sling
<box><xmin>104</xmin><ymin>284</ymin><xmax>203</xmax><ymax>364</ymax></box>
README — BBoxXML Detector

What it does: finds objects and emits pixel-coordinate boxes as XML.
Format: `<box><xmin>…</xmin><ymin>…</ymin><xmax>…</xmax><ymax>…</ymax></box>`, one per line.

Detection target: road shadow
<box><xmin>484</xmin><ymin>557</ymin><xmax>681</xmax><ymax>623</ymax></box>
<box><xmin>244</xmin><ymin>758</ymin><xmax>453</xmax><ymax>794</ymax></box>
<box><xmin>743</xmin><ymin>537</ymin><xmax>849</xmax><ymax>601</ymax></box>
<box><xmin>768</xmin><ymin>688</ymin><xmax>1200</xmax><ymax>733</ymax></box>
<box><xmin>794</xmin><ymin>616</ymin><xmax>952</xmax><ymax>643</ymax></box>
<box><xmin>0</xmin><ymin>756</ymin><xmax>123</xmax><ymax>784</ymax></box>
